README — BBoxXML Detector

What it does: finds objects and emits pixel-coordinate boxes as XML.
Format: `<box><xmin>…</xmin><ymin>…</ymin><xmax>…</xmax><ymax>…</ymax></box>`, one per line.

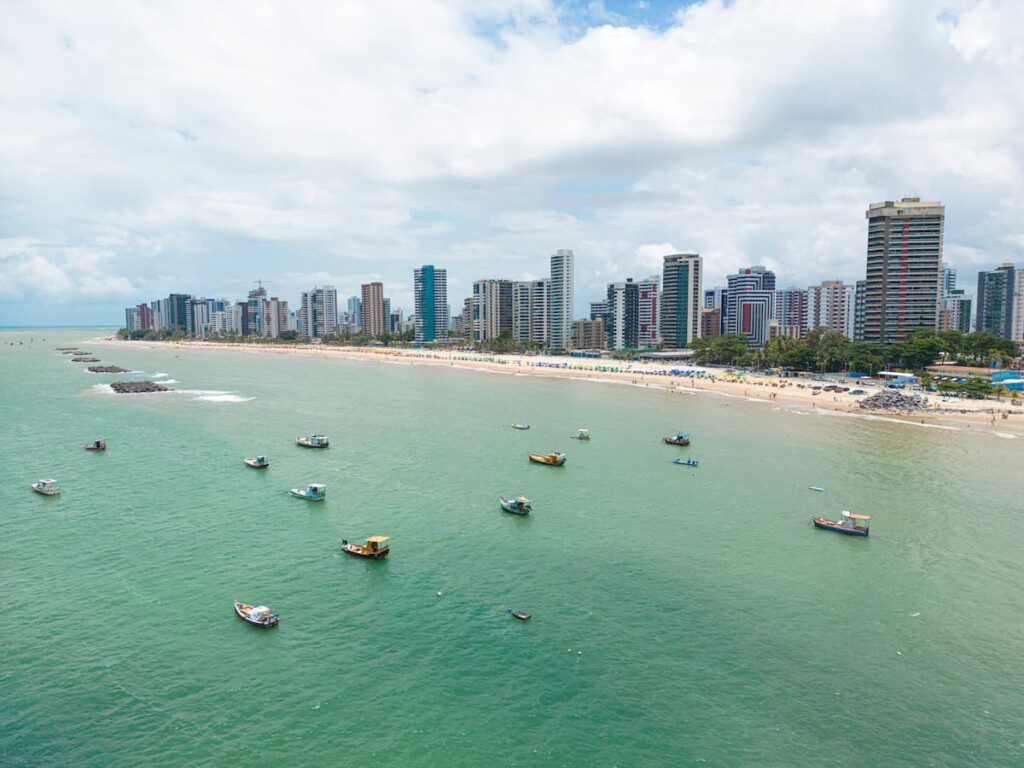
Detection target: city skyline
<box><xmin>4</xmin><ymin>2</ymin><xmax>1024</xmax><ymax>325</ymax></box>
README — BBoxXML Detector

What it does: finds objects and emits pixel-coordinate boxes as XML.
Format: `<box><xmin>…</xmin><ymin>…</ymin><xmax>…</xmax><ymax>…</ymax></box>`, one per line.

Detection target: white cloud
<box><xmin>0</xmin><ymin>0</ymin><xmax>1023</xmax><ymax>323</ymax></box>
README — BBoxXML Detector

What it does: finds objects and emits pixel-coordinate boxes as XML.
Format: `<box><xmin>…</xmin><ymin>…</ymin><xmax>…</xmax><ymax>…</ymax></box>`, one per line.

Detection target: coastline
<box><xmin>90</xmin><ymin>337</ymin><xmax>1024</xmax><ymax>438</ymax></box>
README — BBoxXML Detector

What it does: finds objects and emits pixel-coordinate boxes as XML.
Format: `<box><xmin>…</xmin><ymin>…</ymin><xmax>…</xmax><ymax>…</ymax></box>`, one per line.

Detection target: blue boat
<box><xmin>499</xmin><ymin>496</ymin><xmax>532</xmax><ymax>515</ymax></box>
<box><xmin>812</xmin><ymin>511</ymin><xmax>870</xmax><ymax>537</ymax></box>
<box><xmin>663</xmin><ymin>433</ymin><xmax>690</xmax><ymax>446</ymax></box>
<box><xmin>673</xmin><ymin>458</ymin><xmax>699</xmax><ymax>466</ymax></box>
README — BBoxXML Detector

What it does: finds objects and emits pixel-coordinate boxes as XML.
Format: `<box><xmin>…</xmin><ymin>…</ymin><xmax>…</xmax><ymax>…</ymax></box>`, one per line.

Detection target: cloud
<box><xmin>1</xmin><ymin>0</ymin><xmax>1023</xmax><ymax>324</ymax></box>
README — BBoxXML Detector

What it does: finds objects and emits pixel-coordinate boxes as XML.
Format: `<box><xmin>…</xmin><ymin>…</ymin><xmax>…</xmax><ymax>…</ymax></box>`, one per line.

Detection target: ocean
<box><xmin>1</xmin><ymin>328</ymin><xmax>1022</xmax><ymax>766</ymax></box>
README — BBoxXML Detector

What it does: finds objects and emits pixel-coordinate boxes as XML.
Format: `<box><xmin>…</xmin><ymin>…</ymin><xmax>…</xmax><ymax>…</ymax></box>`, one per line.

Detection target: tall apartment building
<box><xmin>700</xmin><ymin>308</ymin><xmax>721</xmax><ymax>341</ymax></box>
<box><xmin>360</xmin><ymin>282</ymin><xmax>386</xmax><ymax>338</ymax></box>
<box><xmin>247</xmin><ymin>285</ymin><xmax>267</xmax><ymax>336</ymax></box>
<box><xmin>346</xmin><ymin>296</ymin><xmax>362</xmax><ymax>331</ymax></box>
<box><xmin>661</xmin><ymin>253</ymin><xmax>702</xmax><ymax>348</ymax></box>
<box><xmin>413</xmin><ymin>265</ymin><xmax>449</xmax><ymax>343</ymax></box>
<box><xmin>703</xmin><ymin>286</ymin><xmax>727</xmax><ymax>337</ymax></box>
<box><xmin>167</xmin><ymin>293</ymin><xmax>192</xmax><ymax>332</ymax></box>
<box><xmin>862</xmin><ymin>198</ymin><xmax>944</xmax><ymax>345</ymax></box>
<box><xmin>939</xmin><ymin>267</ymin><xmax>972</xmax><ymax>334</ymax></box>
<box><xmin>605</xmin><ymin>279</ymin><xmax>639</xmax><ymax>351</ymax></box>
<box><xmin>805</xmin><ymin>280</ymin><xmax>855</xmax><ymax>338</ymax></box>
<box><xmin>263</xmin><ymin>297</ymin><xmax>289</xmax><ymax>338</ymax></box>
<box><xmin>549</xmin><ymin>249</ymin><xmax>574</xmax><ymax>351</ymax></box>
<box><xmin>589</xmin><ymin>300</ymin><xmax>608</xmax><ymax>321</ymax></box>
<box><xmin>975</xmin><ymin>263</ymin><xmax>1023</xmax><ymax>341</ymax></box>
<box><xmin>462</xmin><ymin>297</ymin><xmax>473</xmax><ymax>339</ymax></box>
<box><xmin>775</xmin><ymin>288</ymin><xmax>807</xmax><ymax>335</ymax></box>
<box><xmin>853</xmin><ymin>280</ymin><xmax>867</xmax><ymax>341</ymax></box>
<box><xmin>726</xmin><ymin>266</ymin><xmax>776</xmax><ymax>348</ymax></box>
<box><xmin>299</xmin><ymin>285</ymin><xmax>339</xmax><ymax>338</ymax></box>
<box><xmin>472</xmin><ymin>279</ymin><xmax>513</xmax><ymax>342</ymax></box>
<box><xmin>637</xmin><ymin>276</ymin><xmax>660</xmax><ymax>348</ymax></box>
<box><xmin>572</xmin><ymin>318</ymin><xmax>605</xmax><ymax>350</ymax></box>
<box><xmin>512</xmin><ymin>279</ymin><xmax>549</xmax><ymax>346</ymax></box>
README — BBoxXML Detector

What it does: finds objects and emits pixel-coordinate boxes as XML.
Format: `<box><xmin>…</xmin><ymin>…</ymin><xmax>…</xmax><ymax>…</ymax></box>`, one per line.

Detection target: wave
<box><xmin>176</xmin><ymin>389</ymin><xmax>253</xmax><ymax>403</ymax></box>
<box><xmin>152</xmin><ymin>372</ymin><xmax>169</xmax><ymax>378</ymax></box>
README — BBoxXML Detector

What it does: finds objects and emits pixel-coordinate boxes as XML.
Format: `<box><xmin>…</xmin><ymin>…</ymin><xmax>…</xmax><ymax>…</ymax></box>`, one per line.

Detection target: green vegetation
<box><xmin>690</xmin><ymin>329</ymin><xmax>1020</xmax><ymax>374</ymax></box>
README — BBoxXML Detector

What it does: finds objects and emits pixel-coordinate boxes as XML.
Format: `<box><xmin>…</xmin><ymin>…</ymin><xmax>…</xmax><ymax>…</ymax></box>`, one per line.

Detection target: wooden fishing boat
<box><xmin>340</xmin><ymin>536</ymin><xmax>390</xmax><ymax>559</ymax></box>
<box><xmin>83</xmin><ymin>439</ymin><xmax>106</xmax><ymax>451</ymax></box>
<box><xmin>569</xmin><ymin>428</ymin><xmax>591</xmax><ymax>441</ymax></box>
<box><xmin>295</xmin><ymin>434</ymin><xmax>329</xmax><ymax>449</ymax></box>
<box><xmin>812</xmin><ymin>511</ymin><xmax>870</xmax><ymax>537</ymax></box>
<box><xmin>673</xmin><ymin>458</ymin><xmax>699</xmax><ymax>466</ymax></box>
<box><xmin>245</xmin><ymin>455</ymin><xmax>269</xmax><ymax>468</ymax></box>
<box><xmin>511</xmin><ymin>423</ymin><xmax>530</xmax><ymax>430</ymax></box>
<box><xmin>528</xmin><ymin>451</ymin><xmax>565</xmax><ymax>466</ymax></box>
<box><xmin>234</xmin><ymin>601</ymin><xmax>279</xmax><ymax>628</ymax></box>
<box><xmin>290</xmin><ymin>483</ymin><xmax>326</xmax><ymax>500</ymax></box>
<box><xmin>508</xmin><ymin>608</ymin><xmax>531</xmax><ymax>621</ymax></box>
<box><xmin>499</xmin><ymin>496</ymin><xmax>532</xmax><ymax>515</ymax></box>
<box><xmin>663</xmin><ymin>432</ymin><xmax>691</xmax><ymax>446</ymax></box>
<box><xmin>30</xmin><ymin>478</ymin><xmax>61</xmax><ymax>496</ymax></box>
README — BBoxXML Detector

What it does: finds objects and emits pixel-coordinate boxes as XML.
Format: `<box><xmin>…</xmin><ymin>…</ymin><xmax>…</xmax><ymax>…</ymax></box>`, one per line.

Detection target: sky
<box><xmin>1</xmin><ymin>0</ymin><xmax>1023</xmax><ymax>325</ymax></box>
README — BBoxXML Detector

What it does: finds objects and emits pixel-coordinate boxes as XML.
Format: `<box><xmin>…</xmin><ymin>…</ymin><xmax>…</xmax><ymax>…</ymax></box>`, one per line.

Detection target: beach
<box><xmin>94</xmin><ymin>337</ymin><xmax>1024</xmax><ymax>438</ymax></box>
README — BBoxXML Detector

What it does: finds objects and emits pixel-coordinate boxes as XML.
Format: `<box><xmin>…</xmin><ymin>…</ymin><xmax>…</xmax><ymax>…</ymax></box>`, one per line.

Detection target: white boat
<box><xmin>499</xmin><ymin>496</ymin><xmax>532</xmax><ymax>515</ymax></box>
<box><xmin>291</xmin><ymin>483</ymin><xmax>326</xmax><ymax>501</ymax></box>
<box><xmin>296</xmin><ymin>434</ymin><xmax>329</xmax><ymax>449</ymax></box>
<box><xmin>245</xmin><ymin>456</ymin><xmax>269</xmax><ymax>468</ymax></box>
<box><xmin>31</xmin><ymin>478</ymin><xmax>61</xmax><ymax>496</ymax></box>
<box><xmin>570</xmin><ymin>428</ymin><xmax>591</xmax><ymax>441</ymax></box>
<box><xmin>511</xmin><ymin>423</ymin><xmax>530</xmax><ymax>430</ymax></box>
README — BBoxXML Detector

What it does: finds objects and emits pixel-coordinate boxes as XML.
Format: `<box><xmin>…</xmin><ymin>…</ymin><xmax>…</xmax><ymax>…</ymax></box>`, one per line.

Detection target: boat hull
<box><xmin>296</xmin><ymin>442</ymin><xmax>328</xmax><ymax>449</ymax></box>
<box><xmin>290</xmin><ymin>490</ymin><xmax>325</xmax><ymax>501</ymax></box>
<box><xmin>663</xmin><ymin>438</ymin><xmax>690</xmax><ymax>446</ymax></box>
<box><xmin>812</xmin><ymin>517</ymin><xmax>869</xmax><ymax>537</ymax></box>
<box><xmin>245</xmin><ymin>460</ymin><xmax>269</xmax><ymax>468</ymax></box>
<box><xmin>84</xmin><ymin>445</ymin><xmax>106</xmax><ymax>452</ymax></box>
<box><xmin>528</xmin><ymin>454</ymin><xmax>565</xmax><ymax>466</ymax></box>
<box><xmin>234</xmin><ymin>602</ymin><xmax>279</xmax><ymax>628</ymax></box>
<box><xmin>30</xmin><ymin>485</ymin><xmax>60</xmax><ymax>496</ymax></box>
<box><xmin>341</xmin><ymin>545</ymin><xmax>389</xmax><ymax>559</ymax></box>
<box><xmin>499</xmin><ymin>499</ymin><xmax>530</xmax><ymax>515</ymax></box>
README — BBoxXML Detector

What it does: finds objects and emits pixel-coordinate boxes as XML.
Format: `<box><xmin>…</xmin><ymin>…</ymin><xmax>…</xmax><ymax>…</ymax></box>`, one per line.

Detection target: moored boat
<box><xmin>30</xmin><ymin>478</ymin><xmax>61</xmax><ymax>496</ymax></box>
<box><xmin>245</xmin><ymin>455</ymin><xmax>270</xmax><ymax>468</ymax></box>
<box><xmin>340</xmin><ymin>536</ymin><xmax>390</xmax><ymax>559</ymax></box>
<box><xmin>508</xmin><ymin>608</ymin><xmax>531</xmax><ymax>621</ymax></box>
<box><xmin>808</xmin><ymin>486</ymin><xmax>825</xmax><ymax>492</ymax></box>
<box><xmin>499</xmin><ymin>496</ymin><xmax>532</xmax><ymax>515</ymax></box>
<box><xmin>511</xmin><ymin>423</ymin><xmax>530</xmax><ymax>430</ymax></box>
<box><xmin>528</xmin><ymin>451</ymin><xmax>566</xmax><ymax>466</ymax></box>
<box><xmin>290</xmin><ymin>483</ymin><xmax>326</xmax><ymax>500</ymax></box>
<box><xmin>812</xmin><ymin>511</ymin><xmax>870</xmax><ymax>537</ymax></box>
<box><xmin>295</xmin><ymin>434</ymin><xmax>329</xmax><ymax>449</ymax></box>
<box><xmin>569</xmin><ymin>428</ymin><xmax>591</xmax><ymax>441</ymax></box>
<box><xmin>673</xmin><ymin>458</ymin><xmax>699</xmax><ymax>466</ymax></box>
<box><xmin>83</xmin><ymin>439</ymin><xmax>106</xmax><ymax>451</ymax></box>
<box><xmin>234</xmin><ymin>601</ymin><xmax>279</xmax><ymax>628</ymax></box>
<box><xmin>663</xmin><ymin>432</ymin><xmax>691</xmax><ymax>446</ymax></box>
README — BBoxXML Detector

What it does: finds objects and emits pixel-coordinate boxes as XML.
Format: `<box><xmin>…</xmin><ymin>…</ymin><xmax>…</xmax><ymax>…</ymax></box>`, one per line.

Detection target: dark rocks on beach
<box><xmin>110</xmin><ymin>381</ymin><xmax>171</xmax><ymax>394</ymax></box>
<box><xmin>72</xmin><ymin>357</ymin><xmax>102</xmax><ymax>363</ymax></box>
<box><xmin>87</xmin><ymin>365</ymin><xmax>130</xmax><ymax>373</ymax></box>
<box><xmin>858</xmin><ymin>391</ymin><xmax>931</xmax><ymax>412</ymax></box>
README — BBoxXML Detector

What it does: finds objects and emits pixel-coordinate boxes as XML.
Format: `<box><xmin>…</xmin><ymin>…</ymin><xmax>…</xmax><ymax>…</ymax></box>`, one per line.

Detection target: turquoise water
<box><xmin>1</xmin><ymin>329</ymin><xmax>1022</xmax><ymax>766</ymax></box>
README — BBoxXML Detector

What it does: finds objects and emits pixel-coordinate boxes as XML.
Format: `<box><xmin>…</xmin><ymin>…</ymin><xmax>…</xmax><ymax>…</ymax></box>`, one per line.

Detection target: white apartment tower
<box><xmin>549</xmin><ymin>249</ymin><xmax>574</xmax><ymax>351</ymax></box>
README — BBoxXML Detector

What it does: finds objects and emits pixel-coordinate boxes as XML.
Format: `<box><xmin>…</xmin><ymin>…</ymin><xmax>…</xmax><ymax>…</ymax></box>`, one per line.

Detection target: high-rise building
<box><xmin>167</xmin><ymin>293</ymin><xmax>192</xmax><ymax>332</ymax></box>
<box><xmin>589</xmin><ymin>300</ymin><xmax>608</xmax><ymax>322</ymax></box>
<box><xmin>360</xmin><ymin>282</ymin><xmax>386</xmax><ymax>338</ymax></box>
<box><xmin>247</xmin><ymin>284</ymin><xmax>267</xmax><ymax>336</ymax></box>
<box><xmin>549</xmin><ymin>249</ymin><xmax>574</xmax><ymax>350</ymax></box>
<box><xmin>854</xmin><ymin>280</ymin><xmax>867</xmax><ymax>341</ymax></box>
<box><xmin>939</xmin><ymin>267</ymin><xmax>972</xmax><ymax>334</ymax></box>
<box><xmin>637</xmin><ymin>275</ymin><xmax>660</xmax><ymax>348</ymax></box>
<box><xmin>383</xmin><ymin>298</ymin><xmax>392</xmax><ymax>333</ymax></box>
<box><xmin>975</xmin><ymin>263</ymin><xmax>1023</xmax><ymax>341</ymax></box>
<box><xmin>700</xmin><ymin>308</ymin><xmax>721</xmax><ymax>341</ymax></box>
<box><xmin>572</xmin><ymin>318</ymin><xmax>605</xmax><ymax>350</ymax></box>
<box><xmin>805</xmin><ymin>280</ymin><xmax>855</xmax><ymax>338</ymax></box>
<box><xmin>414</xmin><ymin>265</ymin><xmax>449</xmax><ymax>343</ymax></box>
<box><xmin>299</xmin><ymin>286</ymin><xmax>339</xmax><ymax>338</ymax></box>
<box><xmin>661</xmin><ymin>253</ymin><xmax>702</xmax><ymax>348</ymax></box>
<box><xmin>346</xmin><ymin>296</ymin><xmax>362</xmax><ymax>330</ymax></box>
<box><xmin>263</xmin><ymin>297</ymin><xmax>289</xmax><ymax>338</ymax></box>
<box><xmin>775</xmin><ymin>288</ymin><xmax>807</xmax><ymax>336</ymax></box>
<box><xmin>462</xmin><ymin>296</ymin><xmax>473</xmax><ymax>339</ymax></box>
<box><xmin>512</xmin><ymin>279</ymin><xmax>548</xmax><ymax>346</ymax></box>
<box><xmin>725</xmin><ymin>266</ymin><xmax>775</xmax><ymax>347</ymax></box>
<box><xmin>472</xmin><ymin>279</ymin><xmax>513</xmax><ymax>342</ymax></box>
<box><xmin>862</xmin><ymin>198</ymin><xmax>944</xmax><ymax>345</ymax></box>
<box><xmin>702</xmin><ymin>287</ymin><xmax>727</xmax><ymax>336</ymax></box>
<box><xmin>605</xmin><ymin>279</ymin><xmax>639</xmax><ymax>351</ymax></box>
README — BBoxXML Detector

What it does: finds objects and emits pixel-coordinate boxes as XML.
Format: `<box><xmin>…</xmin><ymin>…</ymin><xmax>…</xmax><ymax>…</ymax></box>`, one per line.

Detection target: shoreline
<box><xmin>90</xmin><ymin>337</ymin><xmax>1024</xmax><ymax>438</ymax></box>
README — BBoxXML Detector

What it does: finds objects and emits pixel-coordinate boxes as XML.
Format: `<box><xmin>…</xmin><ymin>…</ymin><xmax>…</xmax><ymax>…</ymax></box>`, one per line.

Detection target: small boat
<box><xmin>528</xmin><ymin>451</ymin><xmax>565</xmax><ymax>466</ymax></box>
<box><xmin>30</xmin><ymin>478</ymin><xmax>61</xmax><ymax>496</ymax></box>
<box><xmin>508</xmin><ymin>608</ymin><xmax>531</xmax><ymax>621</ymax></box>
<box><xmin>83</xmin><ymin>439</ymin><xmax>106</xmax><ymax>451</ymax></box>
<box><xmin>812</xmin><ymin>511</ymin><xmax>870</xmax><ymax>537</ymax></box>
<box><xmin>663</xmin><ymin>432</ymin><xmax>691</xmax><ymax>446</ymax></box>
<box><xmin>234</xmin><ymin>601</ymin><xmax>279</xmax><ymax>628</ymax></box>
<box><xmin>808</xmin><ymin>486</ymin><xmax>825</xmax><ymax>492</ymax></box>
<box><xmin>340</xmin><ymin>536</ymin><xmax>390</xmax><ymax>559</ymax></box>
<box><xmin>499</xmin><ymin>496</ymin><xmax>532</xmax><ymax>515</ymax></box>
<box><xmin>245</xmin><ymin>456</ymin><xmax>270</xmax><ymax>469</ymax></box>
<box><xmin>569</xmin><ymin>428</ymin><xmax>591</xmax><ymax>441</ymax></box>
<box><xmin>295</xmin><ymin>434</ymin><xmax>329</xmax><ymax>449</ymax></box>
<box><xmin>290</xmin><ymin>483</ymin><xmax>326</xmax><ymax>501</ymax></box>
<box><xmin>673</xmin><ymin>458</ymin><xmax>699</xmax><ymax>466</ymax></box>
<box><xmin>511</xmin><ymin>423</ymin><xmax>530</xmax><ymax>430</ymax></box>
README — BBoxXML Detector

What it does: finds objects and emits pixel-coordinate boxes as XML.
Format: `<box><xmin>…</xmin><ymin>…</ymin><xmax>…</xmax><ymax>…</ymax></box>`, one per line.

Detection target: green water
<box><xmin>2</xmin><ymin>329</ymin><xmax>1022</xmax><ymax>766</ymax></box>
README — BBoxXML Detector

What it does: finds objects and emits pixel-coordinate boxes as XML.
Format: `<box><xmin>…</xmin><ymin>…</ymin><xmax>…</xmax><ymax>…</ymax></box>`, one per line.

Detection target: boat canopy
<box><xmin>39</xmin><ymin>478</ymin><xmax>55</xmax><ymax>485</ymax></box>
<box><xmin>367</xmin><ymin>535</ymin><xmax>389</xmax><ymax>544</ymax></box>
<box><xmin>516</xmin><ymin>496</ymin><xmax>530</xmax><ymax>503</ymax></box>
<box><xmin>309</xmin><ymin>483</ymin><xmax>325</xmax><ymax>491</ymax></box>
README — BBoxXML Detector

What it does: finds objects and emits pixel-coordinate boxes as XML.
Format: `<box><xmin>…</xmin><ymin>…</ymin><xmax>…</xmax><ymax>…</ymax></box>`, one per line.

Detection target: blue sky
<box><xmin>1</xmin><ymin>0</ymin><xmax>1023</xmax><ymax>324</ymax></box>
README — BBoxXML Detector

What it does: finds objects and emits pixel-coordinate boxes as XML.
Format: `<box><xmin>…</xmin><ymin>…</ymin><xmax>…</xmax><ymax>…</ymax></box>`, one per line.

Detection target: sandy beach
<box><xmin>92</xmin><ymin>337</ymin><xmax>1024</xmax><ymax>438</ymax></box>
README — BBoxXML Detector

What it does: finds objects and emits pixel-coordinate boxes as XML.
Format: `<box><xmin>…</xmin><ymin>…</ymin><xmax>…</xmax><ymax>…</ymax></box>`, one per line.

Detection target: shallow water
<box><xmin>2</xmin><ymin>329</ymin><xmax>1022</xmax><ymax>766</ymax></box>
